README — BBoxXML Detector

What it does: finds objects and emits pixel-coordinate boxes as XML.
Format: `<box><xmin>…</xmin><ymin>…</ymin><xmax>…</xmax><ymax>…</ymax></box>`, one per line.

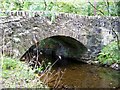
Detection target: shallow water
<box><xmin>45</xmin><ymin>61</ymin><xmax>120</xmax><ymax>88</ymax></box>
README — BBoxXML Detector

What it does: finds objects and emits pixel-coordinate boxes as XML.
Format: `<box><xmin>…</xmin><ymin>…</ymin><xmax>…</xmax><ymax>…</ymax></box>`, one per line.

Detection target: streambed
<box><xmin>43</xmin><ymin>61</ymin><xmax>120</xmax><ymax>89</ymax></box>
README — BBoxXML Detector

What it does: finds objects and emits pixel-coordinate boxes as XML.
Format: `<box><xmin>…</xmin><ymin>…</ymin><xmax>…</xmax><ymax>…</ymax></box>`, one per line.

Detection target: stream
<box><xmin>41</xmin><ymin>60</ymin><xmax>120</xmax><ymax>89</ymax></box>
<box><xmin>20</xmin><ymin>36</ymin><xmax>120</xmax><ymax>89</ymax></box>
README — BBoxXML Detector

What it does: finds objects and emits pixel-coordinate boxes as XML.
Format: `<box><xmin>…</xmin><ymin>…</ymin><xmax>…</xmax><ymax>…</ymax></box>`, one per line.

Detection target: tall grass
<box><xmin>2</xmin><ymin>56</ymin><xmax>66</xmax><ymax>88</ymax></box>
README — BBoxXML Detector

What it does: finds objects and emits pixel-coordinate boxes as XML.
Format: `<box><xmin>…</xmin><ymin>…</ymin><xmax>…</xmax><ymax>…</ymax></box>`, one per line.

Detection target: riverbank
<box><xmin>2</xmin><ymin>57</ymin><xmax>48</xmax><ymax>88</ymax></box>
<box><xmin>84</xmin><ymin>59</ymin><xmax>120</xmax><ymax>71</ymax></box>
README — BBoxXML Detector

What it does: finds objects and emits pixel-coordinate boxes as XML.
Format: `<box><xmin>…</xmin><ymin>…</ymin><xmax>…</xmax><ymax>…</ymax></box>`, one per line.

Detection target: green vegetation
<box><xmin>0</xmin><ymin>0</ymin><xmax>119</xmax><ymax>16</ymax></box>
<box><xmin>116</xmin><ymin>1</ymin><xmax>120</xmax><ymax>16</ymax></box>
<box><xmin>2</xmin><ymin>57</ymin><xmax>48</xmax><ymax>88</ymax></box>
<box><xmin>97</xmin><ymin>41</ymin><xmax>120</xmax><ymax>65</ymax></box>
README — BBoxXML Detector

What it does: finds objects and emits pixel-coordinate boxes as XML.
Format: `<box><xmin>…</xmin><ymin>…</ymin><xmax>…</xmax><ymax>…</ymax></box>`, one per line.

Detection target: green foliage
<box><xmin>0</xmin><ymin>0</ymin><xmax>32</xmax><ymax>11</ymax></box>
<box><xmin>96</xmin><ymin>2</ymin><xmax>117</xmax><ymax>16</ymax></box>
<box><xmin>2</xmin><ymin>57</ymin><xmax>47</xmax><ymax>88</ymax></box>
<box><xmin>55</xmin><ymin>2</ymin><xmax>80</xmax><ymax>14</ymax></box>
<box><xmin>2</xmin><ymin>57</ymin><xmax>18</xmax><ymax>70</ymax></box>
<box><xmin>97</xmin><ymin>41</ymin><xmax>120</xmax><ymax>65</ymax></box>
<box><xmin>0</xmin><ymin>0</ymin><xmax>119</xmax><ymax>16</ymax></box>
<box><xmin>116</xmin><ymin>1</ymin><xmax>120</xmax><ymax>16</ymax></box>
<box><xmin>34</xmin><ymin>61</ymin><xmax>52</xmax><ymax>74</ymax></box>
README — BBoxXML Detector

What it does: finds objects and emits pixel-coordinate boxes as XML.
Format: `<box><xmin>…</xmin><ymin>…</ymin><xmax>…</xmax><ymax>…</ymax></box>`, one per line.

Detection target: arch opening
<box><xmin>20</xmin><ymin>35</ymin><xmax>88</xmax><ymax>68</ymax></box>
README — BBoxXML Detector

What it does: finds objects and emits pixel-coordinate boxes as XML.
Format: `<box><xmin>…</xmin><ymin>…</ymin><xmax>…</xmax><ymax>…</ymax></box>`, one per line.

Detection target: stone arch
<box><xmin>34</xmin><ymin>28</ymin><xmax>88</xmax><ymax>48</ymax></box>
<box><xmin>20</xmin><ymin>35</ymin><xmax>88</xmax><ymax>66</ymax></box>
<box><xmin>1</xmin><ymin>13</ymin><xmax>119</xmax><ymax>60</ymax></box>
<box><xmin>41</xmin><ymin>35</ymin><xmax>87</xmax><ymax>48</ymax></box>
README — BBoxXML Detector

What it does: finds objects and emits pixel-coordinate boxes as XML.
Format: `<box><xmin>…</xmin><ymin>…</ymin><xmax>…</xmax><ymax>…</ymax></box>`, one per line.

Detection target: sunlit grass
<box><xmin>2</xmin><ymin>56</ymin><xmax>48</xmax><ymax>88</ymax></box>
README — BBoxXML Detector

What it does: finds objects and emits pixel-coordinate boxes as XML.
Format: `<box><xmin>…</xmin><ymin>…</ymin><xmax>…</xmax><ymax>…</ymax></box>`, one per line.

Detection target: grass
<box><xmin>1</xmin><ymin>56</ymin><xmax>65</xmax><ymax>88</ymax></box>
<box><xmin>2</xmin><ymin>56</ymin><xmax>48</xmax><ymax>88</ymax></box>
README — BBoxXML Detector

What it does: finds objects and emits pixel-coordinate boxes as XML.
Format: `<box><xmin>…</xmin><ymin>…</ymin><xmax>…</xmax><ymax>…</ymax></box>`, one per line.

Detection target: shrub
<box><xmin>97</xmin><ymin>41</ymin><xmax>120</xmax><ymax>65</ymax></box>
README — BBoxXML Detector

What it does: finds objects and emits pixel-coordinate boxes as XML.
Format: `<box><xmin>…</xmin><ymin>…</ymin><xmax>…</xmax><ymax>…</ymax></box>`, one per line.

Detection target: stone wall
<box><xmin>0</xmin><ymin>12</ymin><xmax>120</xmax><ymax>60</ymax></box>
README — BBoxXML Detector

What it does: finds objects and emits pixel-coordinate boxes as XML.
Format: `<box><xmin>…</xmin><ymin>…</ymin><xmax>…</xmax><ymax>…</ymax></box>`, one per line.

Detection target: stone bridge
<box><xmin>0</xmin><ymin>12</ymin><xmax>120</xmax><ymax>60</ymax></box>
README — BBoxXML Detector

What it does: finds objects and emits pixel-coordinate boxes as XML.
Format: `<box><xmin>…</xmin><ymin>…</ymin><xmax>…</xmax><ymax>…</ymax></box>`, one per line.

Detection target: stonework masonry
<box><xmin>0</xmin><ymin>12</ymin><xmax>120</xmax><ymax>60</ymax></box>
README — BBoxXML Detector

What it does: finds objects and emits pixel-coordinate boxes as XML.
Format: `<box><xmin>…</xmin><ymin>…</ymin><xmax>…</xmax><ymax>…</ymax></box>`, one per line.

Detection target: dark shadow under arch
<box><xmin>40</xmin><ymin>35</ymin><xmax>88</xmax><ymax>59</ymax></box>
<box><xmin>20</xmin><ymin>35</ymin><xmax>88</xmax><ymax>67</ymax></box>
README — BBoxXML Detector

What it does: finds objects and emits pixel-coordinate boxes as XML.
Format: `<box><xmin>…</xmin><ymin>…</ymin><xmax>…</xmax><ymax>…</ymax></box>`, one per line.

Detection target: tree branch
<box><xmin>43</xmin><ymin>0</ymin><xmax>47</xmax><ymax>10</ymax></box>
<box><xmin>106</xmin><ymin>0</ymin><xmax>110</xmax><ymax>16</ymax></box>
<box><xmin>103</xmin><ymin>0</ymin><xmax>110</xmax><ymax>15</ymax></box>
<box><xmin>88</xmin><ymin>1</ymin><xmax>104</xmax><ymax>15</ymax></box>
<box><xmin>111</xmin><ymin>29</ymin><xmax>120</xmax><ymax>50</ymax></box>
